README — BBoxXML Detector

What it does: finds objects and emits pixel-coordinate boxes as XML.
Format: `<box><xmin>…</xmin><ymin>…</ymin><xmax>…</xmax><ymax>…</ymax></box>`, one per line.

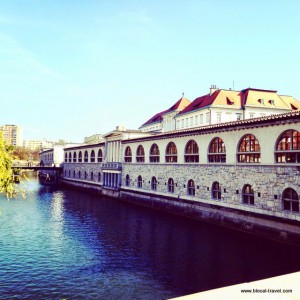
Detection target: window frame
<box><xmin>187</xmin><ymin>179</ymin><xmax>195</xmax><ymax>196</ymax></box>
<box><xmin>137</xmin><ymin>175</ymin><xmax>142</xmax><ymax>188</ymax></box>
<box><xmin>282</xmin><ymin>188</ymin><xmax>299</xmax><ymax>213</ymax></box>
<box><xmin>184</xmin><ymin>140</ymin><xmax>199</xmax><ymax>163</ymax></box>
<box><xmin>90</xmin><ymin>150</ymin><xmax>95</xmax><ymax>163</ymax></box>
<box><xmin>97</xmin><ymin>149</ymin><xmax>103</xmax><ymax>163</ymax></box>
<box><xmin>124</xmin><ymin>146</ymin><xmax>132</xmax><ymax>163</ymax></box>
<box><xmin>136</xmin><ymin>145</ymin><xmax>145</xmax><ymax>163</ymax></box>
<box><xmin>208</xmin><ymin>137</ymin><xmax>226</xmax><ymax>163</ymax></box>
<box><xmin>275</xmin><ymin>130</ymin><xmax>300</xmax><ymax>163</ymax></box>
<box><xmin>242</xmin><ymin>184</ymin><xmax>254</xmax><ymax>205</ymax></box>
<box><xmin>168</xmin><ymin>178</ymin><xmax>175</xmax><ymax>193</ymax></box>
<box><xmin>151</xmin><ymin>176</ymin><xmax>157</xmax><ymax>191</ymax></box>
<box><xmin>212</xmin><ymin>181</ymin><xmax>221</xmax><ymax>200</ymax></box>
<box><xmin>149</xmin><ymin>143</ymin><xmax>160</xmax><ymax>163</ymax></box>
<box><xmin>165</xmin><ymin>142</ymin><xmax>178</xmax><ymax>163</ymax></box>
<box><xmin>237</xmin><ymin>134</ymin><xmax>261</xmax><ymax>163</ymax></box>
<box><xmin>84</xmin><ymin>150</ymin><xmax>89</xmax><ymax>163</ymax></box>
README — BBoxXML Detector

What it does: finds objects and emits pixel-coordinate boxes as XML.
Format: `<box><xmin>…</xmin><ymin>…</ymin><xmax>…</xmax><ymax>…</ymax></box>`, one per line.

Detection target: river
<box><xmin>0</xmin><ymin>177</ymin><xmax>300</xmax><ymax>299</ymax></box>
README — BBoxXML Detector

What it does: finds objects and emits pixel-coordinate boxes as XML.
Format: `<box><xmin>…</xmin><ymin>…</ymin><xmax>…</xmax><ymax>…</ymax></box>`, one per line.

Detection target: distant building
<box><xmin>140</xmin><ymin>86</ymin><xmax>300</xmax><ymax>133</ymax></box>
<box><xmin>0</xmin><ymin>124</ymin><xmax>23</xmax><ymax>146</ymax></box>
<box><xmin>84</xmin><ymin>134</ymin><xmax>104</xmax><ymax>144</ymax></box>
<box><xmin>23</xmin><ymin>139</ymin><xmax>54</xmax><ymax>150</ymax></box>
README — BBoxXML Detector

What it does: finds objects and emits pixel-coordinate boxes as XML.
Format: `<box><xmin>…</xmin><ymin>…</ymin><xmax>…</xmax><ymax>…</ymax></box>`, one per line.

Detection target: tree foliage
<box><xmin>13</xmin><ymin>146</ymin><xmax>39</xmax><ymax>161</ymax></box>
<box><xmin>0</xmin><ymin>132</ymin><xmax>15</xmax><ymax>197</ymax></box>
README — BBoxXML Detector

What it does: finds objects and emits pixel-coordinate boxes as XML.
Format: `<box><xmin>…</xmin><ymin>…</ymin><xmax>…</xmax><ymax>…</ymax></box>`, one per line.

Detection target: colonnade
<box><xmin>103</xmin><ymin>172</ymin><xmax>120</xmax><ymax>189</ymax></box>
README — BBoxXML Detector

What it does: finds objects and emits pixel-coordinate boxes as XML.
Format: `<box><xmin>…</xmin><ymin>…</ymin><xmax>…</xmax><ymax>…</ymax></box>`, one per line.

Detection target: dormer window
<box><xmin>269</xmin><ymin>99</ymin><xmax>275</xmax><ymax>105</ymax></box>
<box><xmin>226</xmin><ymin>97</ymin><xmax>234</xmax><ymax>105</ymax></box>
<box><xmin>258</xmin><ymin>99</ymin><xmax>265</xmax><ymax>105</ymax></box>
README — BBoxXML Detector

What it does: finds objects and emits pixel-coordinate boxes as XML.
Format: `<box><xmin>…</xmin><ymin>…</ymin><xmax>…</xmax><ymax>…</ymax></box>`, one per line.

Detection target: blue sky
<box><xmin>1</xmin><ymin>0</ymin><xmax>300</xmax><ymax>142</ymax></box>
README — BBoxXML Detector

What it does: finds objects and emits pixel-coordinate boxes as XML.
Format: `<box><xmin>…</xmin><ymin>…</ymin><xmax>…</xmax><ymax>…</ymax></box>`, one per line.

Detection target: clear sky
<box><xmin>1</xmin><ymin>0</ymin><xmax>300</xmax><ymax>142</ymax></box>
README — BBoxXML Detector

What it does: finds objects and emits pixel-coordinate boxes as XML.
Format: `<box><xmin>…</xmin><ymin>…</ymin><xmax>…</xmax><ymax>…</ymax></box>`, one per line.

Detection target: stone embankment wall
<box><xmin>121</xmin><ymin>163</ymin><xmax>300</xmax><ymax>221</ymax></box>
<box><xmin>60</xmin><ymin>162</ymin><xmax>300</xmax><ymax>246</ymax></box>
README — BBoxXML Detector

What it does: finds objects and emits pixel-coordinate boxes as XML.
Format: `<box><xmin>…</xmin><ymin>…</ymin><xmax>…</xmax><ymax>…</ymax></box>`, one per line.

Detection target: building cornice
<box><xmin>64</xmin><ymin>142</ymin><xmax>105</xmax><ymax>151</ymax></box>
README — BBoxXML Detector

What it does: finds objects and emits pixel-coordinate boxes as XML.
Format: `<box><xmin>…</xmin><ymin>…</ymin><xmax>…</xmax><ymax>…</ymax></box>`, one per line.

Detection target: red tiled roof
<box><xmin>141</xmin><ymin>108</ymin><xmax>169</xmax><ymax>126</ymax></box>
<box><xmin>179</xmin><ymin>90</ymin><xmax>221</xmax><ymax>114</ymax></box>
<box><xmin>141</xmin><ymin>97</ymin><xmax>191</xmax><ymax>127</ymax></box>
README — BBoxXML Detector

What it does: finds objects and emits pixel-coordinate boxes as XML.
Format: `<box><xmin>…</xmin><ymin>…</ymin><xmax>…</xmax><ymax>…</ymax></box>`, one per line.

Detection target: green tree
<box><xmin>0</xmin><ymin>132</ymin><xmax>15</xmax><ymax>198</ymax></box>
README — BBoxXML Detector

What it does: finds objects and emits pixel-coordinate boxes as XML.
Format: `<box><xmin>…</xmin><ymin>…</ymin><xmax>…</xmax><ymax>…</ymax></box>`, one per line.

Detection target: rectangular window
<box><xmin>195</xmin><ymin>115</ymin><xmax>198</xmax><ymax>125</ymax></box>
<box><xmin>249</xmin><ymin>113</ymin><xmax>254</xmax><ymax>119</ymax></box>
<box><xmin>190</xmin><ymin>117</ymin><xmax>193</xmax><ymax>126</ymax></box>
<box><xmin>205</xmin><ymin>112</ymin><xmax>210</xmax><ymax>124</ymax></box>
<box><xmin>200</xmin><ymin>114</ymin><xmax>203</xmax><ymax>124</ymax></box>
<box><xmin>181</xmin><ymin>119</ymin><xmax>184</xmax><ymax>128</ymax></box>
<box><xmin>217</xmin><ymin>113</ymin><xmax>221</xmax><ymax>123</ymax></box>
<box><xmin>185</xmin><ymin>118</ymin><xmax>188</xmax><ymax>127</ymax></box>
<box><xmin>236</xmin><ymin>113</ymin><xmax>242</xmax><ymax>121</ymax></box>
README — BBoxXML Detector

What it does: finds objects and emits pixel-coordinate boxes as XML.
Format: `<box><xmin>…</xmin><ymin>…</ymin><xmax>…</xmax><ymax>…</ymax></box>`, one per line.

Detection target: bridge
<box><xmin>11</xmin><ymin>165</ymin><xmax>63</xmax><ymax>171</ymax></box>
<box><xmin>11</xmin><ymin>165</ymin><xmax>63</xmax><ymax>185</ymax></box>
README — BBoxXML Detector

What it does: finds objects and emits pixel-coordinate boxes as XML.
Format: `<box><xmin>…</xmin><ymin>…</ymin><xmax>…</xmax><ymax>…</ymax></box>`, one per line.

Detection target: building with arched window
<box><xmin>121</xmin><ymin>110</ymin><xmax>300</xmax><ymax>242</ymax></box>
<box><xmin>275</xmin><ymin>130</ymin><xmax>300</xmax><ymax>163</ymax></box>
<box><xmin>185</xmin><ymin>140</ymin><xmax>199</xmax><ymax>163</ymax></box>
<box><xmin>165</xmin><ymin>142</ymin><xmax>177</xmax><ymax>163</ymax></box>
<box><xmin>55</xmin><ymin>93</ymin><xmax>300</xmax><ymax>245</ymax></box>
<box><xmin>149</xmin><ymin>144</ymin><xmax>160</xmax><ymax>162</ymax></box>
<box><xmin>136</xmin><ymin>145</ymin><xmax>145</xmax><ymax>163</ymax></box>
<box><xmin>208</xmin><ymin>137</ymin><xmax>226</xmax><ymax>163</ymax></box>
<box><xmin>168</xmin><ymin>178</ymin><xmax>175</xmax><ymax>193</ymax></box>
<box><xmin>151</xmin><ymin>177</ymin><xmax>157</xmax><ymax>190</ymax></box>
<box><xmin>187</xmin><ymin>179</ymin><xmax>195</xmax><ymax>196</ymax></box>
<box><xmin>237</xmin><ymin>134</ymin><xmax>261</xmax><ymax>163</ymax></box>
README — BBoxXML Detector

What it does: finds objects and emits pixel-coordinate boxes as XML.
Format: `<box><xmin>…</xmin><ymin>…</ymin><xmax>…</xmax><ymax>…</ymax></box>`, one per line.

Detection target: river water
<box><xmin>0</xmin><ymin>177</ymin><xmax>300</xmax><ymax>299</ymax></box>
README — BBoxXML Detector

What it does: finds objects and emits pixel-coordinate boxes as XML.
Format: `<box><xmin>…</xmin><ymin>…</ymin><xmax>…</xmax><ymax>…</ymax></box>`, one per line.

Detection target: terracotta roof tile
<box><xmin>141</xmin><ymin>97</ymin><xmax>191</xmax><ymax>127</ymax></box>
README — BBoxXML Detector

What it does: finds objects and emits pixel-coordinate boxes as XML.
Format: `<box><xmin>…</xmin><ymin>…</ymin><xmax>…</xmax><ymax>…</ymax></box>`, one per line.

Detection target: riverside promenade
<box><xmin>172</xmin><ymin>272</ymin><xmax>300</xmax><ymax>300</ymax></box>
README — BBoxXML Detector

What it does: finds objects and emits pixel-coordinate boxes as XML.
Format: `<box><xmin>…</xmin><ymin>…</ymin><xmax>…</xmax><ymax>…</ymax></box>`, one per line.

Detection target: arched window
<box><xmin>187</xmin><ymin>179</ymin><xmax>195</xmax><ymax>196</ymax></box>
<box><xmin>151</xmin><ymin>177</ymin><xmax>157</xmax><ymax>190</ymax></box>
<box><xmin>91</xmin><ymin>172</ymin><xmax>94</xmax><ymax>181</ymax></box>
<box><xmin>237</xmin><ymin>134</ymin><xmax>260</xmax><ymax>163</ymax></box>
<box><xmin>212</xmin><ymin>181</ymin><xmax>221</xmax><ymax>200</ymax></box>
<box><xmin>149</xmin><ymin>144</ymin><xmax>160</xmax><ymax>163</ymax></box>
<box><xmin>136</xmin><ymin>145</ymin><xmax>145</xmax><ymax>163</ymax></box>
<box><xmin>64</xmin><ymin>170</ymin><xmax>67</xmax><ymax>177</ymax></box>
<box><xmin>185</xmin><ymin>140</ymin><xmax>199</xmax><ymax>163</ymax></box>
<box><xmin>84</xmin><ymin>151</ymin><xmax>89</xmax><ymax>163</ymax></box>
<box><xmin>68</xmin><ymin>170</ymin><xmax>71</xmax><ymax>177</ymax></box>
<box><xmin>124</xmin><ymin>146</ymin><xmax>132</xmax><ymax>162</ymax></box>
<box><xmin>73</xmin><ymin>170</ymin><xmax>76</xmax><ymax>178</ymax></box>
<box><xmin>68</xmin><ymin>152</ymin><xmax>72</xmax><ymax>163</ymax></box>
<box><xmin>137</xmin><ymin>175</ymin><xmax>142</xmax><ymax>188</ymax></box>
<box><xmin>84</xmin><ymin>171</ymin><xmax>87</xmax><ymax>180</ymax></box>
<box><xmin>125</xmin><ymin>174</ymin><xmax>130</xmax><ymax>186</ymax></box>
<box><xmin>98</xmin><ymin>172</ymin><xmax>101</xmax><ymax>182</ymax></box>
<box><xmin>208</xmin><ymin>137</ymin><xmax>226</xmax><ymax>163</ymax></box>
<box><xmin>242</xmin><ymin>184</ymin><xmax>254</xmax><ymax>205</ymax></box>
<box><xmin>73</xmin><ymin>152</ymin><xmax>77</xmax><ymax>163</ymax></box>
<box><xmin>282</xmin><ymin>188</ymin><xmax>299</xmax><ymax>213</ymax></box>
<box><xmin>91</xmin><ymin>150</ymin><xmax>95</xmax><ymax>163</ymax></box>
<box><xmin>97</xmin><ymin>149</ymin><xmax>103</xmax><ymax>162</ymax></box>
<box><xmin>78</xmin><ymin>151</ymin><xmax>82</xmax><ymax>163</ymax></box>
<box><xmin>64</xmin><ymin>153</ymin><xmax>68</xmax><ymax>163</ymax></box>
<box><xmin>166</xmin><ymin>142</ymin><xmax>177</xmax><ymax>163</ymax></box>
<box><xmin>275</xmin><ymin>130</ymin><xmax>300</xmax><ymax>163</ymax></box>
<box><xmin>78</xmin><ymin>171</ymin><xmax>81</xmax><ymax>179</ymax></box>
<box><xmin>168</xmin><ymin>178</ymin><xmax>174</xmax><ymax>193</ymax></box>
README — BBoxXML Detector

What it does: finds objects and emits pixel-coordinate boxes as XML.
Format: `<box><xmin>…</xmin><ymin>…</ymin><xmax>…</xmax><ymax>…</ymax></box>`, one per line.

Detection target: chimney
<box><xmin>210</xmin><ymin>84</ymin><xmax>218</xmax><ymax>95</ymax></box>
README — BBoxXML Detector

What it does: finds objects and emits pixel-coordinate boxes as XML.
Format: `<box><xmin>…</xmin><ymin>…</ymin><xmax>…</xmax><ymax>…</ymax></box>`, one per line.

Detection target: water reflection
<box><xmin>62</xmin><ymin>188</ymin><xmax>300</xmax><ymax>295</ymax></box>
<box><xmin>0</xmin><ymin>180</ymin><xmax>300</xmax><ymax>300</ymax></box>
